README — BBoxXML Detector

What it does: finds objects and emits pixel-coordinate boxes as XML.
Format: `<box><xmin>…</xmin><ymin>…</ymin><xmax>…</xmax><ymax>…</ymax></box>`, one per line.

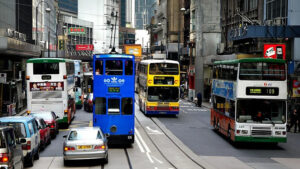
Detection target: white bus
<box><xmin>26</xmin><ymin>58</ymin><xmax>76</xmax><ymax>127</ymax></box>
<box><xmin>211</xmin><ymin>58</ymin><xmax>287</xmax><ymax>143</ymax></box>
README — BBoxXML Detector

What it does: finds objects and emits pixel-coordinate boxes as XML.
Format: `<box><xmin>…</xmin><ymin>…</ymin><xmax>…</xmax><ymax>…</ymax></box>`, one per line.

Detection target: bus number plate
<box><xmin>246</xmin><ymin>87</ymin><xmax>279</xmax><ymax>96</ymax></box>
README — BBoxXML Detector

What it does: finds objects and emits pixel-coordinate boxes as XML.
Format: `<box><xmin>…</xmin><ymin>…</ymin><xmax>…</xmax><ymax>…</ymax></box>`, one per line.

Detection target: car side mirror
<box><xmin>19</xmin><ymin>138</ymin><xmax>26</xmax><ymax>144</ymax></box>
<box><xmin>63</xmin><ymin>135</ymin><xmax>67</xmax><ymax>138</ymax></box>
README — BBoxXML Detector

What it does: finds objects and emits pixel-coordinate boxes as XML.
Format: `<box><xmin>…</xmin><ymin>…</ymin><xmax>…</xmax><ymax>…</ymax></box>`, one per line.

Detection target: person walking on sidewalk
<box><xmin>288</xmin><ymin>108</ymin><xmax>298</xmax><ymax>133</ymax></box>
<box><xmin>196</xmin><ymin>92</ymin><xmax>202</xmax><ymax>107</ymax></box>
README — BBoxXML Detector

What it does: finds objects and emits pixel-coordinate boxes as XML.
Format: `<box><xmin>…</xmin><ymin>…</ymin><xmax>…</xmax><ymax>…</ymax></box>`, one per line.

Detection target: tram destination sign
<box><xmin>246</xmin><ymin>87</ymin><xmax>279</xmax><ymax>96</ymax></box>
<box><xmin>108</xmin><ymin>87</ymin><xmax>120</xmax><ymax>93</ymax></box>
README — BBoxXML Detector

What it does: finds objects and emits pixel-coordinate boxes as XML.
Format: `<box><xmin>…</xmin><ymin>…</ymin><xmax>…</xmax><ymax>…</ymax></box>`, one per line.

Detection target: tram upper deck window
<box><xmin>149</xmin><ymin>63</ymin><xmax>179</xmax><ymax>75</ymax></box>
<box><xmin>95</xmin><ymin>60</ymin><xmax>103</xmax><ymax>75</ymax></box>
<box><xmin>105</xmin><ymin>60</ymin><xmax>123</xmax><ymax>75</ymax></box>
<box><xmin>125</xmin><ymin>60</ymin><xmax>133</xmax><ymax>75</ymax></box>
<box><xmin>108</xmin><ymin>98</ymin><xmax>120</xmax><ymax>114</ymax></box>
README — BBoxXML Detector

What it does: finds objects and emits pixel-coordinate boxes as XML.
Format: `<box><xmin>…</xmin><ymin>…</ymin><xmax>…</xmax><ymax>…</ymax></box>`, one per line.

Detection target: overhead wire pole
<box><xmin>111</xmin><ymin>12</ymin><xmax>118</xmax><ymax>53</ymax></box>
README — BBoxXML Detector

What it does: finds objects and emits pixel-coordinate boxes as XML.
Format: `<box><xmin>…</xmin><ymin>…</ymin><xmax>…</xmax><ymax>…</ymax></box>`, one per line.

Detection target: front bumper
<box><xmin>0</xmin><ymin>165</ymin><xmax>9</xmax><ymax>169</ymax></box>
<box><xmin>235</xmin><ymin>136</ymin><xmax>287</xmax><ymax>143</ymax></box>
<box><xmin>63</xmin><ymin>150</ymin><xmax>107</xmax><ymax>160</ymax></box>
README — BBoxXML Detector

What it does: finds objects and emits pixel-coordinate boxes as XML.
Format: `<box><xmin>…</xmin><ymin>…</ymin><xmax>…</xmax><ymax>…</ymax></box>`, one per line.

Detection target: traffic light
<box><xmin>59</xmin><ymin>40</ymin><xmax>65</xmax><ymax>50</ymax></box>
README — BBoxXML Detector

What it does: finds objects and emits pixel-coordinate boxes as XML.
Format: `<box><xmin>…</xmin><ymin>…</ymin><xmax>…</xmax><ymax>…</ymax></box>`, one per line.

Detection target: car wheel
<box><xmin>103</xmin><ymin>153</ymin><xmax>108</xmax><ymax>164</ymax></box>
<box><xmin>64</xmin><ymin>159</ymin><xmax>69</xmax><ymax>166</ymax></box>
<box><xmin>27</xmin><ymin>155</ymin><xmax>34</xmax><ymax>167</ymax></box>
<box><xmin>34</xmin><ymin>148</ymin><xmax>40</xmax><ymax>160</ymax></box>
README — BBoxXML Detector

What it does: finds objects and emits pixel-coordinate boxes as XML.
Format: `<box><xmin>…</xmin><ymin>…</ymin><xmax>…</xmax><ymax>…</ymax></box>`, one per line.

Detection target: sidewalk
<box><xmin>181</xmin><ymin>96</ymin><xmax>212</xmax><ymax>109</ymax></box>
<box><xmin>1</xmin><ymin>108</ymin><xmax>27</xmax><ymax>118</ymax></box>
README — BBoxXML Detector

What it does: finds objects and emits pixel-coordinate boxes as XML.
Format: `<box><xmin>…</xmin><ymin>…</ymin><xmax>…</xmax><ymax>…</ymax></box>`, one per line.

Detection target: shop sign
<box><xmin>292</xmin><ymin>80</ymin><xmax>300</xmax><ymax>97</ymax></box>
<box><xmin>76</xmin><ymin>44</ymin><xmax>94</xmax><ymax>51</ymax></box>
<box><xmin>68</xmin><ymin>27</ymin><xmax>86</xmax><ymax>35</ymax></box>
<box><xmin>263</xmin><ymin>44</ymin><xmax>286</xmax><ymax>59</ymax></box>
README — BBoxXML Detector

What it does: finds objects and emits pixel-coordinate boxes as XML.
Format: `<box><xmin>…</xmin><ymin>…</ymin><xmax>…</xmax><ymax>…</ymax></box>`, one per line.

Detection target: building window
<box><xmin>266</xmin><ymin>0</ymin><xmax>287</xmax><ymax>20</ymax></box>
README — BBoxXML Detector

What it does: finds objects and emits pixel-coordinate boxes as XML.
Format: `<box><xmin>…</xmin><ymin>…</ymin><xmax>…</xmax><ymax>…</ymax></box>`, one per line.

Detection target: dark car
<box><xmin>0</xmin><ymin>126</ymin><xmax>24</xmax><ymax>169</ymax></box>
<box><xmin>84</xmin><ymin>93</ymin><xmax>93</xmax><ymax>112</ymax></box>
<box><xmin>35</xmin><ymin>118</ymin><xmax>51</xmax><ymax>150</ymax></box>
<box><xmin>30</xmin><ymin>111</ymin><xmax>59</xmax><ymax>138</ymax></box>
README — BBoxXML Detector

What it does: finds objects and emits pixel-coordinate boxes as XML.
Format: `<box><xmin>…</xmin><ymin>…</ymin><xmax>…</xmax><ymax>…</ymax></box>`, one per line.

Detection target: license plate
<box><xmin>160</xmin><ymin>112</ymin><xmax>167</xmax><ymax>114</ymax></box>
<box><xmin>77</xmin><ymin>145</ymin><xmax>92</xmax><ymax>150</ymax></box>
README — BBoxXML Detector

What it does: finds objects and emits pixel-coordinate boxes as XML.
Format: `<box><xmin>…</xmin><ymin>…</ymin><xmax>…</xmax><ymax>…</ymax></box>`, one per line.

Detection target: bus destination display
<box><xmin>246</xmin><ymin>87</ymin><xmax>279</xmax><ymax>96</ymax></box>
<box><xmin>108</xmin><ymin>87</ymin><xmax>120</xmax><ymax>93</ymax></box>
<box><xmin>154</xmin><ymin>76</ymin><xmax>174</xmax><ymax>85</ymax></box>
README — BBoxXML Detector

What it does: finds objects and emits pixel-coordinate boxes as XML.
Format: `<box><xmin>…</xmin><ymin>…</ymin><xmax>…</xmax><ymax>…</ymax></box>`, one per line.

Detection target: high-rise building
<box><xmin>58</xmin><ymin>0</ymin><xmax>78</xmax><ymax>17</ymax></box>
<box><xmin>135</xmin><ymin>0</ymin><xmax>155</xmax><ymax>29</ymax></box>
<box><xmin>79</xmin><ymin>0</ymin><xmax>120</xmax><ymax>53</ymax></box>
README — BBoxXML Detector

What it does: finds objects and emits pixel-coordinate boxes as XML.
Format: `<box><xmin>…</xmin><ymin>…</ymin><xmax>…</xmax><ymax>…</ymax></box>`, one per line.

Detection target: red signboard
<box><xmin>30</xmin><ymin>82</ymin><xmax>64</xmax><ymax>91</ymax></box>
<box><xmin>263</xmin><ymin>44</ymin><xmax>286</xmax><ymax>60</ymax></box>
<box><xmin>76</xmin><ymin>44</ymin><xmax>94</xmax><ymax>51</ymax></box>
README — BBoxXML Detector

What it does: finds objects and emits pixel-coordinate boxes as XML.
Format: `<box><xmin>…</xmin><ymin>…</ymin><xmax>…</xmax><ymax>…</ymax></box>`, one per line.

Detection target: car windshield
<box><xmin>147</xmin><ymin>87</ymin><xmax>179</xmax><ymax>102</ymax></box>
<box><xmin>236</xmin><ymin>99</ymin><xmax>286</xmax><ymax>124</ymax></box>
<box><xmin>149</xmin><ymin>63</ymin><xmax>179</xmax><ymax>75</ymax></box>
<box><xmin>68</xmin><ymin>130</ymin><xmax>99</xmax><ymax>140</ymax></box>
<box><xmin>31</xmin><ymin>113</ymin><xmax>53</xmax><ymax>121</ymax></box>
<box><xmin>1</xmin><ymin>122</ymin><xmax>27</xmax><ymax>138</ymax></box>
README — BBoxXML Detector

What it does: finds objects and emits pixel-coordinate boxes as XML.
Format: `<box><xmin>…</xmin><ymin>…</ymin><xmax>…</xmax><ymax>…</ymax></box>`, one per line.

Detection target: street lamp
<box><xmin>45</xmin><ymin>7</ymin><xmax>51</xmax><ymax>58</ymax></box>
<box><xmin>178</xmin><ymin>7</ymin><xmax>186</xmax><ymax>62</ymax></box>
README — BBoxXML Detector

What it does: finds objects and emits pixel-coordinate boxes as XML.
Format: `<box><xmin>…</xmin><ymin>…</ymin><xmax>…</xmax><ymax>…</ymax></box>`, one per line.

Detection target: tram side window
<box><xmin>95</xmin><ymin>60</ymin><xmax>103</xmax><ymax>75</ymax></box>
<box><xmin>105</xmin><ymin>60</ymin><xmax>123</xmax><ymax>75</ymax></box>
<box><xmin>125</xmin><ymin>60</ymin><xmax>133</xmax><ymax>75</ymax></box>
<box><xmin>95</xmin><ymin>98</ymin><xmax>106</xmax><ymax>114</ymax></box>
<box><xmin>108</xmin><ymin>99</ymin><xmax>120</xmax><ymax>114</ymax></box>
<box><xmin>122</xmin><ymin>98</ymin><xmax>133</xmax><ymax>115</ymax></box>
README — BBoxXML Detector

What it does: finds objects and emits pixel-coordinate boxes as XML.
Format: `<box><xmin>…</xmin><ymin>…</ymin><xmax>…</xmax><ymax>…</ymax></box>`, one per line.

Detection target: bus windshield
<box><xmin>147</xmin><ymin>87</ymin><xmax>179</xmax><ymax>102</ymax></box>
<box><xmin>237</xmin><ymin>99</ymin><xmax>286</xmax><ymax>124</ymax></box>
<box><xmin>239</xmin><ymin>62</ymin><xmax>286</xmax><ymax>81</ymax></box>
<box><xmin>149</xmin><ymin>63</ymin><xmax>179</xmax><ymax>75</ymax></box>
<box><xmin>33</xmin><ymin>63</ymin><xmax>59</xmax><ymax>74</ymax></box>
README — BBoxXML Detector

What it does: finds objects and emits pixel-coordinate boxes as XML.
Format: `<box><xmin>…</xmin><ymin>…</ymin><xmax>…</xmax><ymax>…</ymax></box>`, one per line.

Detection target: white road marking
<box><xmin>152</xmin><ymin>155</ymin><xmax>163</xmax><ymax>164</ymax></box>
<box><xmin>146</xmin><ymin>126</ymin><xmax>163</xmax><ymax>135</ymax></box>
<box><xmin>146</xmin><ymin>152</ymin><xmax>154</xmax><ymax>163</ymax></box>
<box><xmin>135</xmin><ymin>134</ymin><xmax>145</xmax><ymax>153</ymax></box>
<box><xmin>135</xmin><ymin>128</ymin><xmax>151</xmax><ymax>153</ymax></box>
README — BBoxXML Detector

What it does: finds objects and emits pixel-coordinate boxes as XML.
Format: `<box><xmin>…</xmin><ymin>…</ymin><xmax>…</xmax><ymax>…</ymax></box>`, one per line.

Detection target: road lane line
<box><xmin>135</xmin><ymin>128</ymin><xmax>151</xmax><ymax>153</ymax></box>
<box><xmin>135</xmin><ymin>133</ymin><xmax>145</xmax><ymax>153</ymax></box>
<box><xmin>146</xmin><ymin>152</ymin><xmax>154</xmax><ymax>163</ymax></box>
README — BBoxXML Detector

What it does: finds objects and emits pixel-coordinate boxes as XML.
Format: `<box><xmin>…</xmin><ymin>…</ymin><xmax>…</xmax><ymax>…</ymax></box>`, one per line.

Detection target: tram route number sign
<box><xmin>108</xmin><ymin>87</ymin><xmax>120</xmax><ymax>93</ymax></box>
<box><xmin>246</xmin><ymin>87</ymin><xmax>279</xmax><ymax>96</ymax></box>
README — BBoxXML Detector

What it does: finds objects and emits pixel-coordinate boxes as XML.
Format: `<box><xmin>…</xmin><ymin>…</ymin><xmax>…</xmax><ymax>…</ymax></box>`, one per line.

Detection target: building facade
<box><xmin>135</xmin><ymin>0</ymin><xmax>156</xmax><ymax>29</ymax></box>
<box><xmin>0</xmin><ymin>0</ymin><xmax>40</xmax><ymax>115</ymax></box>
<box><xmin>79</xmin><ymin>0</ymin><xmax>120</xmax><ymax>53</ymax></box>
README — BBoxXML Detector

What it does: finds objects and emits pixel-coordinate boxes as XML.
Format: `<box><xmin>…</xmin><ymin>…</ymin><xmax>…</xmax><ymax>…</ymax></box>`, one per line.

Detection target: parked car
<box><xmin>63</xmin><ymin>127</ymin><xmax>108</xmax><ymax>166</ymax></box>
<box><xmin>83</xmin><ymin>93</ymin><xmax>93</xmax><ymax>112</ymax></box>
<box><xmin>30</xmin><ymin>111</ymin><xmax>59</xmax><ymax>138</ymax></box>
<box><xmin>34</xmin><ymin>117</ymin><xmax>51</xmax><ymax>150</ymax></box>
<box><xmin>0</xmin><ymin>126</ymin><xmax>24</xmax><ymax>169</ymax></box>
<box><xmin>0</xmin><ymin>116</ymin><xmax>40</xmax><ymax>167</ymax></box>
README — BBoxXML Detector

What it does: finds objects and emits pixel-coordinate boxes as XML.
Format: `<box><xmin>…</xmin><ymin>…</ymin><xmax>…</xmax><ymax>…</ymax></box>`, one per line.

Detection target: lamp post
<box><xmin>46</xmin><ymin>7</ymin><xmax>51</xmax><ymax>57</ymax></box>
<box><xmin>178</xmin><ymin>7</ymin><xmax>186</xmax><ymax>62</ymax></box>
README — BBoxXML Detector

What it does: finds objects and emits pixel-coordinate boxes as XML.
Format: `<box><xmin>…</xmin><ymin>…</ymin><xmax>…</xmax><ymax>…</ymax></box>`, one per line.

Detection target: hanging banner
<box><xmin>76</xmin><ymin>44</ymin><xmax>94</xmax><ymax>51</ymax></box>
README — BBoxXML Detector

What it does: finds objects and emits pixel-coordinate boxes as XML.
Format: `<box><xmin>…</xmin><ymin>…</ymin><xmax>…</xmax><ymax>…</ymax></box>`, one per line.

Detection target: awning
<box><xmin>0</xmin><ymin>37</ymin><xmax>41</xmax><ymax>57</ymax></box>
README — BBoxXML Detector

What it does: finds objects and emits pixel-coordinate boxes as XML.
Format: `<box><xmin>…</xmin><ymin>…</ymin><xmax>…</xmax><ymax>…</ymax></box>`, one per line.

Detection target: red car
<box><xmin>31</xmin><ymin>111</ymin><xmax>59</xmax><ymax>138</ymax></box>
<box><xmin>35</xmin><ymin>117</ymin><xmax>51</xmax><ymax>150</ymax></box>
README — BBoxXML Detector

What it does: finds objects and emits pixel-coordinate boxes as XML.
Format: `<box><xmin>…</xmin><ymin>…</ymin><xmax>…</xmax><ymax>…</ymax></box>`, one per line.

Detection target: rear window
<box><xmin>33</xmin><ymin>63</ymin><xmax>59</xmax><ymax>74</ymax></box>
<box><xmin>1</xmin><ymin>122</ymin><xmax>27</xmax><ymax>138</ymax></box>
<box><xmin>31</xmin><ymin>113</ymin><xmax>53</xmax><ymax>121</ymax></box>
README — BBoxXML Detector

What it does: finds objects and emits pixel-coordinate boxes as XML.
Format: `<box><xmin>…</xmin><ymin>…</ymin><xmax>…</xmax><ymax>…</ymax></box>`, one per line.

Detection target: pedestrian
<box><xmin>196</xmin><ymin>92</ymin><xmax>202</xmax><ymax>107</ymax></box>
<box><xmin>288</xmin><ymin>108</ymin><xmax>298</xmax><ymax>133</ymax></box>
<box><xmin>180</xmin><ymin>84</ymin><xmax>184</xmax><ymax>99</ymax></box>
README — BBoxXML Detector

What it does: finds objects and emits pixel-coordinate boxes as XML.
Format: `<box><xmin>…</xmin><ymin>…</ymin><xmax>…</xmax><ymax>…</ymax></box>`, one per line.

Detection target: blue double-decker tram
<box><xmin>93</xmin><ymin>54</ymin><xmax>135</xmax><ymax>144</ymax></box>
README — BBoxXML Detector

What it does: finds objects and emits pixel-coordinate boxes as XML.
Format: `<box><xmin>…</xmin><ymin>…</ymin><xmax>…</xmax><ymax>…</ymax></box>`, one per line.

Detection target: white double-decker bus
<box><xmin>26</xmin><ymin>58</ymin><xmax>76</xmax><ymax>127</ymax></box>
<box><xmin>211</xmin><ymin>58</ymin><xmax>287</xmax><ymax>143</ymax></box>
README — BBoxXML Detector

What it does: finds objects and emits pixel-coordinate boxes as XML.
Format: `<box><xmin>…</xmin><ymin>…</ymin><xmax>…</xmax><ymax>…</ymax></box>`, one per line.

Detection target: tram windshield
<box><xmin>236</xmin><ymin>99</ymin><xmax>286</xmax><ymax>124</ymax></box>
<box><xmin>147</xmin><ymin>87</ymin><xmax>179</xmax><ymax>102</ymax></box>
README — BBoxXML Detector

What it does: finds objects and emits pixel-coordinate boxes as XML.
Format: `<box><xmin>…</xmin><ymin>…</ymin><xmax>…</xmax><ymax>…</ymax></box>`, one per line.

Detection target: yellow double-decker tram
<box><xmin>138</xmin><ymin>59</ymin><xmax>180</xmax><ymax>115</ymax></box>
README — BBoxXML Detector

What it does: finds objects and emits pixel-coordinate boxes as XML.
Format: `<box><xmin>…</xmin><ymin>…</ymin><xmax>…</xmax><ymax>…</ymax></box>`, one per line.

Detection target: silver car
<box><xmin>63</xmin><ymin>127</ymin><xmax>108</xmax><ymax>165</ymax></box>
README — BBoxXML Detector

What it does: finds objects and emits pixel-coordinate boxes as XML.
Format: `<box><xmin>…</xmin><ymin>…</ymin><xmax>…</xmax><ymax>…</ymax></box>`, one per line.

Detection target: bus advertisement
<box><xmin>211</xmin><ymin>58</ymin><xmax>287</xmax><ymax>143</ymax></box>
<box><xmin>138</xmin><ymin>60</ymin><xmax>180</xmax><ymax>115</ymax></box>
<box><xmin>93</xmin><ymin>54</ymin><xmax>135</xmax><ymax>144</ymax></box>
<box><xmin>26</xmin><ymin>58</ymin><xmax>76</xmax><ymax>127</ymax></box>
<box><xmin>74</xmin><ymin>60</ymin><xmax>83</xmax><ymax>109</ymax></box>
